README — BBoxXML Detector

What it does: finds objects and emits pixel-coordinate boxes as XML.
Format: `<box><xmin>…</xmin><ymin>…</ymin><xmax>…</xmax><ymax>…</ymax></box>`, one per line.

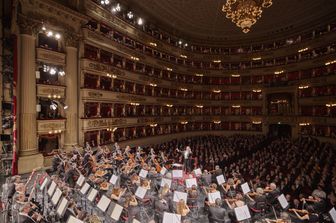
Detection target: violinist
<box><xmin>266</xmin><ymin>182</ymin><xmax>281</xmax><ymax>206</ymax></box>
<box><xmin>176</xmin><ymin>199</ymin><xmax>190</xmax><ymax>217</ymax></box>
<box><xmin>18</xmin><ymin>203</ymin><xmax>44</xmax><ymax>223</ymax></box>
<box><xmin>289</xmin><ymin>206</ymin><xmax>320</xmax><ymax>222</ymax></box>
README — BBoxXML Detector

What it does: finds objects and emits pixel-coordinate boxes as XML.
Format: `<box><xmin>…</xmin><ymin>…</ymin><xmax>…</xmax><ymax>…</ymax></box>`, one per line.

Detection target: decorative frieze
<box><xmin>37</xmin><ymin>84</ymin><xmax>66</xmax><ymax>98</ymax></box>
<box><xmin>36</xmin><ymin>48</ymin><xmax>66</xmax><ymax>65</ymax></box>
<box><xmin>37</xmin><ymin>119</ymin><xmax>66</xmax><ymax>134</ymax></box>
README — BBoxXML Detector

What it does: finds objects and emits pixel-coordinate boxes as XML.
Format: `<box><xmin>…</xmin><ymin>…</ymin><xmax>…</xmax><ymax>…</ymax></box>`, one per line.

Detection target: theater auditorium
<box><xmin>0</xmin><ymin>0</ymin><xmax>336</xmax><ymax>222</ymax></box>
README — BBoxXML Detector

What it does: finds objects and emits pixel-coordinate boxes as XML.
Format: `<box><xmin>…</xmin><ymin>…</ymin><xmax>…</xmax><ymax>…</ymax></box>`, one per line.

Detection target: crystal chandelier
<box><xmin>222</xmin><ymin>0</ymin><xmax>273</xmax><ymax>33</ymax></box>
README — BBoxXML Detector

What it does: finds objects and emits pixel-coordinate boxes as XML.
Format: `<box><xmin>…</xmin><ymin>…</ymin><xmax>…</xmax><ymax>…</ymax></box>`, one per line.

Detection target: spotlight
<box><xmin>178</xmin><ymin>40</ymin><xmax>182</xmax><ymax>45</ymax></box>
<box><xmin>115</xmin><ymin>3</ymin><xmax>121</xmax><ymax>11</ymax></box>
<box><xmin>127</xmin><ymin>11</ymin><xmax>134</xmax><ymax>19</ymax></box>
<box><xmin>50</xmin><ymin>102</ymin><xmax>57</xmax><ymax>111</ymax></box>
<box><xmin>49</xmin><ymin>68</ymin><xmax>57</xmax><ymax>75</ymax></box>
<box><xmin>43</xmin><ymin>64</ymin><xmax>49</xmax><ymax>72</ymax></box>
<box><xmin>184</xmin><ymin>43</ymin><xmax>188</xmax><ymax>47</ymax></box>
<box><xmin>137</xmin><ymin>18</ymin><xmax>143</xmax><ymax>25</ymax></box>
<box><xmin>42</xmin><ymin>26</ymin><xmax>46</xmax><ymax>31</ymax></box>
<box><xmin>58</xmin><ymin>70</ymin><xmax>65</xmax><ymax>76</ymax></box>
<box><xmin>47</xmin><ymin>31</ymin><xmax>53</xmax><ymax>37</ymax></box>
<box><xmin>64</xmin><ymin>105</ymin><xmax>68</xmax><ymax>110</ymax></box>
<box><xmin>55</xmin><ymin>33</ymin><xmax>61</xmax><ymax>40</ymax></box>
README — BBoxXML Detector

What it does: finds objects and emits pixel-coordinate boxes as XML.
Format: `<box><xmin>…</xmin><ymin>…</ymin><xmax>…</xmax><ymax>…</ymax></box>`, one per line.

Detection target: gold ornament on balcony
<box><xmin>222</xmin><ymin>0</ymin><xmax>273</xmax><ymax>33</ymax></box>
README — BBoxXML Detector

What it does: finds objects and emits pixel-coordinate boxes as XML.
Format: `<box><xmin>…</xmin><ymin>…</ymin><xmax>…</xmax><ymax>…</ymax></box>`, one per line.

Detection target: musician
<box><xmin>177</xmin><ymin>146</ymin><xmax>192</xmax><ymax>172</ymax></box>
<box><xmin>266</xmin><ymin>182</ymin><xmax>281</xmax><ymax>206</ymax></box>
<box><xmin>302</xmin><ymin>190</ymin><xmax>327</xmax><ymax>214</ymax></box>
<box><xmin>18</xmin><ymin>203</ymin><xmax>44</xmax><ymax>223</ymax></box>
<box><xmin>290</xmin><ymin>207</ymin><xmax>320</xmax><ymax>222</ymax></box>
<box><xmin>176</xmin><ymin>199</ymin><xmax>190</xmax><ymax>217</ymax></box>
<box><xmin>202</xmin><ymin>170</ymin><xmax>212</xmax><ymax>186</ymax></box>
<box><xmin>153</xmin><ymin>194</ymin><xmax>170</xmax><ymax>222</ymax></box>
<box><xmin>208</xmin><ymin>198</ymin><xmax>230</xmax><ymax>223</ymax></box>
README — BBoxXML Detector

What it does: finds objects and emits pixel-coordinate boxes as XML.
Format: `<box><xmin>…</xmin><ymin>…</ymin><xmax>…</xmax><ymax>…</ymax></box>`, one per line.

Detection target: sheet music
<box><xmin>208</xmin><ymin>191</ymin><xmax>221</xmax><ymax>203</ymax></box>
<box><xmin>47</xmin><ymin>181</ymin><xmax>57</xmax><ymax>197</ymax></box>
<box><xmin>110</xmin><ymin>203</ymin><xmax>123</xmax><ymax>221</ymax></box>
<box><xmin>163</xmin><ymin>212</ymin><xmax>181</xmax><ymax>223</ymax></box>
<box><xmin>67</xmin><ymin>215</ymin><xmax>84</xmax><ymax>223</ymax></box>
<box><xmin>40</xmin><ymin>178</ymin><xmax>49</xmax><ymax>190</ymax></box>
<box><xmin>194</xmin><ymin>168</ymin><xmax>202</xmax><ymax>176</ymax></box>
<box><xmin>277</xmin><ymin>194</ymin><xmax>289</xmax><ymax>209</ymax></box>
<box><xmin>241</xmin><ymin>182</ymin><xmax>251</xmax><ymax>194</ymax></box>
<box><xmin>173</xmin><ymin>191</ymin><xmax>188</xmax><ymax>203</ymax></box>
<box><xmin>160</xmin><ymin>167</ymin><xmax>167</xmax><ymax>175</ymax></box>
<box><xmin>172</xmin><ymin>170</ymin><xmax>183</xmax><ymax>178</ymax></box>
<box><xmin>135</xmin><ymin>186</ymin><xmax>147</xmax><ymax>199</ymax></box>
<box><xmin>234</xmin><ymin>205</ymin><xmax>251</xmax><ymax>221</ymax></box>
<box><xmin>216</xmin><ymin>175</ymin><xmax>225</xmax><ymax>185</ymax></box>
<box><xmin>76</xmin><ymin>175</ymin><xmax>85</xmax><ymax>187</ymax></box>
<box><xmin>109</xmin><ymin>174</ymin><xmax>118</xmax><ymax>185</ymax></box>
<box><xmin>87</xmin><ymin>188</ymin><xmax>98</xmax><ymax>202</ymax></box>
<box><xmin>139</xmin><ymin>169</ymin><xmax>148</xmax><ymax>178</ymax></box>
<box><xmin>185</xmin><ymin>178</ymin><xmax>197</xmax><ymax>188</ymax></box>
<box><xmin>161</xmin><ymin>178</ymin><xmax>172</xmax><ymax>188</ymax></box>
<box><xmin>56</xmin><ymin>197</ymin><xmax>69</xmax><ymax>217</ymax></box>
<box><xmin>132</xmin><ymin>219</ymin><xmax>141</xmax><ymax>223</ymax></box>
<box><xmin>97</xmin><ymin>195</ymin><xmax>111</xmax><ymax>212</ymax></box>
<box><xmin>329</xmin><ymin>207</ymin><xmax>336</xmax><ymax>223</ymax></box>
<box><xmin>51</xmin><ymin>187</ymin><xmax>62</xmax><ymax>206</ymax></box>
<box><xmin>80</xmin><ymin>183</ymin><xmax>90</xmax><ymax>195</ymax></box>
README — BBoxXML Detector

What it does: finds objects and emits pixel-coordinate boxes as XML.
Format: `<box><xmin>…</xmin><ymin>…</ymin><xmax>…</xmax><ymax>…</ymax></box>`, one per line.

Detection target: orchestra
<box><xmin>1</xmin><ymin>135</ymin><xmax>335</xmax><ymax>223</ymax></box>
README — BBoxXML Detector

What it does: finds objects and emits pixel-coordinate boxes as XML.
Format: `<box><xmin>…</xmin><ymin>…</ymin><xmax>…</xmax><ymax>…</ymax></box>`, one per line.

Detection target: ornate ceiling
<box><xmin>119</xmin><ymin>0</ymin><xmax>336</xmax><ymax>45</ymax></box>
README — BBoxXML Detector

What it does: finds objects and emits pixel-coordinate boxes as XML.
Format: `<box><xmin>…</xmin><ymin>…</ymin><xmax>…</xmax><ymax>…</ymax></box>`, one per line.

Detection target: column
<box><xmin>18</xmin><ymin>30</ymin><xmax>43</xmax><ymax>173</ymax></box>
<box><xmin>64</xmin><ymin>40</ymin><xmax>79</xmax><ymax>150</ymax></box>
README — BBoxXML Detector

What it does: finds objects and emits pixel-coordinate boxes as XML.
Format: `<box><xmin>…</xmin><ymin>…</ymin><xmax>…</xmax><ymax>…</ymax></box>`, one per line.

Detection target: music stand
<box><xmin>173</xmin><ymin>191</ymin><xmax>188</xmax><ymax>203</ymax></box>
<box><xmin>277</xmin><ymin>194</ymin><xmax>289</xmax><ymax>209</ymax></box>
<box><xmin>97</xmin><ymin>195</ymin><xmax>111</xmax><ymax>212</ymax></box>
<box><xmin>161</xmin><ymin>178</ymin><xmax>172</xmax><ymax>188</ymax></box>
<box><xmin>208</xmin><ymin>191</ymin><xmax>221</xmax><ymax>204</ymax></box>
<box><xmin>234</xmin><ymin>205</ymin><xmax>251</xmax><ymax>221</ymax></box>
<box><xmin>172</xmin><ymin>170</ymin><xmax>183</xmax><ymax>179</ymax></box>
<box><xmin>241</xmin><ymin>182</ymin><xmax>251</xmax><ymax>195</ymax></box>
<box><xmin>76</xmin><ymin>175</ymin><xmax>85</xmax><ymax>187</ymax></box>
<box><xmin>329</xmin><ymin>207</ymin><xmax>336</xmax><ymax>223</ymax></box>
<box><xmin>80</xmin><ymin>183</ymin><xmax>90</xmax><ymax>195</ymax></box>
<box><xmin>185</xmin><ymin>178</ymin><xmax>197</xmax><ymax>188</ymax></box>
<box><xmin>40</xmin><ymin>178</ymin><xmax>49</xmax><ymax>191</ymax></box>
<box><xmin>135</xmin><ymin>186</ymin><xmax>147</xmax><ymax>199</ymax></box>
<box><xmin>87</xmin><ymin>188</ymin><xmax>98</xmax><ymax>202</ymax></box>
<box><xmin>47</xmin><ymin>181</ymin><xmax>57</xmax><ymax>197</ymax></box>
<box><xmin>67</xmin><ymin>215</ymin><xmax>84</xmax><ymax>223</ymax></box>
<box><xmin>109</xmin><ymin>174</ymin><xmax>119</xmax><ymax>185</ymax></box>
<box><xmin>216</xmin><ymin>175</ymin><xmax>225</xmax><ymax>185</ymax></box>
<box><xmin>108</xmin><ymin>202</ymin><xmax>124</xmax><ymax>221</ymax></box>
<box><xmin>51</xmin><ymin>187</ymin><xmax>62</xmax><ymax>206</ymax></box>
<box><xmin>160</xmin><ymin>167</ymin><xmax>167</xmax><ymax>176</ymax></box>
<box><xmin>163</xmin><ymin>212</ymin><xmax>181</xmax><ymax>223</ymax></box>
<box><xmin>139</xmin><ymin>169</ymin><xmax>148</xmax><ymax>178</ymax></box>
<box><xmin>194</xmin><ymin>168</ymin><xmax>202</xmax><ymax>177</ymax></box>
<box><xmin>56</xmin><ymin>197</ymin><xmax>69</xmax><ymax>218</ymax></box>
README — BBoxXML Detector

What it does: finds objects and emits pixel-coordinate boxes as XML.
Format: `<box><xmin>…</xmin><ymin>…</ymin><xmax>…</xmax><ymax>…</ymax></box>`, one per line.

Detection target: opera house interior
<box><xmin>0</xmin><ymin>0</ymin><xmax>336</xmax><ymax>222</ymax></box>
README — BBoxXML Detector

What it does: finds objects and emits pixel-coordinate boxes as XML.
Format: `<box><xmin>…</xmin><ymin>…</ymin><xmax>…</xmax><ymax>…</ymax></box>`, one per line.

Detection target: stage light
<box><xmin>49</xmin><ymin>68</ymin><xmax>57</xmax><ymax>75</ymax></box>
<box><xmin>58</xmin><ymin>70</ymin><xmax>65</xmax><ymax>76</ymax></box>
<box><xmin>50</xmin><ymin>102</ymin><xmax>57</xmax><ymax>110</ymax></box>
<box><xmin>137</xmin><ymin>18</ymin><xmax>143</xmax><ymax>25</ymax></box>
<box><xmin>55</xmin><ymin>33</ymin><xmax>61</xmax><ymax>40</ymax></box>
<box><xmin>127</xmin><ymin>11</ymin><xmax>134</xmax><ymax>19</ymax></box>
<box><xmin>178</xmin><ymin>40</ymin><xmax>182</xmax><ymax>45</ymax></box>
<box><xmin>42</xmin><ymin>26</ymin><xmax>46</xmax><ymax>31</ymax></box>
<box><xmin>47</xmin><ymin>31</ymin><xmax>53</xmax><ymax>37</ymax></box>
